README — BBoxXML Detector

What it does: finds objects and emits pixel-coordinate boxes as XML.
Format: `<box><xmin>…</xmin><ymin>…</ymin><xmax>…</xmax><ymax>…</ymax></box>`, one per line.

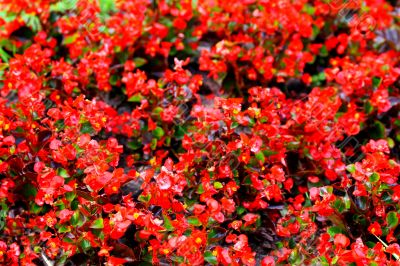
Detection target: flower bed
<box><xmin>0</xmin><ymin>0</ymin><xmax>400</xmax><ymax>265</ymax></box>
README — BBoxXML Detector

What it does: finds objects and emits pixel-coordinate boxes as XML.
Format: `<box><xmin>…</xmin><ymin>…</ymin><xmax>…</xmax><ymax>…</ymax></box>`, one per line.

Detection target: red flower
<box><xmin>368</xmin><ymin>222</ymin><xmax>382</xmax><ymax>236</ymax></box>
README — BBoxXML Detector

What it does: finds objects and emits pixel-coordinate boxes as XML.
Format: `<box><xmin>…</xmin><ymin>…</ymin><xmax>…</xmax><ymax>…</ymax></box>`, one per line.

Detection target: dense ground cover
<box><xmin>0</xmin><ymin>0</ymin><xmax>400</xmax><ymax>265</ymax></box>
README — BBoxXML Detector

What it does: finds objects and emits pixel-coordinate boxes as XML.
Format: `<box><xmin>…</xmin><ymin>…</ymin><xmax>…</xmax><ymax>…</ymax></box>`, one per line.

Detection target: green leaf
<box><xmin>344</xmin><ymin>194</ymin><xmax>351</xmax><ymax>210</ymax></box>
<box><xmin>0</xmin><ymin>47</ymin><xmax>11</xmax><ymax>63</ymax></box>
<box><xmin>236</xmin><ymin>206</ymin><xmax>246</xmax><ymax>215</ymax></box>
<box><xmin>80</xmin><ymin>239</ymin><xmax>91</xmax><ymax>251</ymax></box>
<box><xmin>208</xmin><ymin>228</ymin><xmax>227</xmax><ymax>243</ymax></box>
<box><xmin>21</xmin><ymin>12</ymin><xmax>42</xmax><ymax>31</ymax></box>
<box><xmin>346</xmin><ymin>164</ymin><xmax>356</xmax><ymax>173</ymax></box>
<box><xmin>54</xmin><ymin>119</ymin><xmax>65</xmax><ymax>131</ymax></box>
<box><xmin>319</xmin><ymin>45</ymin><xmax>328</xmax><ymax>57</ymax></box>
<box><xmin>128</xmin><ymin>93</ymin><xmax>142</xmax><ymax>102</ymax></box>
<box><xmin>187</xmin><ymin>216</ymin><xmax>202</xmax><ymax>226</ymax></box>
<box><xmin>138</xmin><ymin>194</ymin><xmax>151</xmax><ymax>203</ymax></box>
<box><xmin>302</xmin><ymin>4</ymin><xmax>315</xmax><ymax>15</ymax></box>
<box><xmin>327</xmin><ymin>226</ymin><xmax>344</xmax><ymax>237</ymax></box>
<box><xmin>174</xmin><ymin>125</ymin><xmax>186</xmax><ymax>139</ymax></box>
<box><xmin>99</xmin><ymin>0</ymin><xmax>115</xmax><ymax>14</ymax></box>
<box><xmin>364</xmin><ymin>101</ymin><xmax>374</xmax><ymax>114</ymax></box>
<box><xmin>369</xmin><ymin>172</ymin><xmax>380</xmax><ymax>183</ymax></box>
<box><xmin>57</xmin><ymin>168</ymin><xmax>70</xmax><ymax>178</ymax></box>
<box><xmin>63</xmin><ymin>34</ymin><xmax>78</xmax><ymax>45</ymax></box>
<box><xmin>153</xmin><ymin>106</ymin><xmax>164</xmax><ymax>115</ymax></box>
<box><xmin>263</xmin><ymin>150</ymin><xmax>279</xmax><ymax>156</ymax></box>
<box><xmin>163</xmin><ymin>214</ymin><xmax>175</xmax><ymax>231</ymax></box>
<box><xmin>192</xmin><ymin>0</ymin><xmax>198</xmax><ymax>9</ymax></box>
<box><xmin>30</xmin><ymin>203</ymin><xmax>42</xmax><ymax>214</ymax></box>
<box><xmin>58</xmin><ymin>225</ymin><xmax>71</xmax><ymax>233</ymax></box>
<box><xmin>196</xmin><ymin>184</ymin><xmax>204</xmax><ymax>194</ymax></box>
<box><xmin>21</xmin><ymin>183</ymin><xmax>37</xmax><ymax>198</ymax></box>
<box><xmin>80</xmin><ymin>122</ymin><xmax>95</xmax><ymax>135</ymax></box>
<box><xmin>153</xmin><ymin>127</ymin><xmax>165</xmax><ymax>139</ymax></box>
<box><xmin>150</xmin><ymin>138</ymin><xmax>157</xmax><ymax>150</ymax></box>
<box><xmin>370</xmin><ymin>121</ymin><xmax>386</xmax><ymax>139</ymax></box>
<box><xmin>386</xmin><ymin>211</ymin><xmax>398</xmax><ymax>228</ymax></box>
<box><xmin>387</xmin><ymin>138</ymin><xmax>395</xmax><ymax>149</ymax></box>
<box><xmin>50</xmin><ymin>0</ymin><xmax>78</xmax><ymax>12</ymax></box>
<box><xmin>204</xmin><ymin>251</ymin><xmax>217</xmax><ymax>265</ymax></box>
<box><xmin>109</xmin><ymin>74</ymin><xmax>118</xmax><ymax>86</ymax></box>
<box><xmin>127</xmin><ymin>140</ymin><xmax>142</xmax><ymax>150</ymax></box>
<box><xmin>70</xmin><ymin>211</ymin><xmax>85</xmax><ymax>227</ymax></box>
<box><xmin>90</xmin><ymin>218</ymin><xmax>104</xmax><ymax>229</ymax></box>
<box><xmin>333</xmin><ymin>199</ymin><xmax>346</xmax><ymax>213</ymax></box>
<box><xmin>213</xmin><ymin>182</ymin><xmax>223</xmax><ymax>189</ymax></box>
<box><xmin>66</xmin><ymin>192</ymin><xmax>76</xmax><ymax>202</ymax></box>
<box><xmin>372</xmin><ymin>77</ymin><xmax>382</xmax><ymax>88</ymax></box>
<box><xmin>318</xmin><ymin>72</ymin><xmax>326</xmax><ymax>81</ymax></box>
<box><xmin>255</xmin><ymin>151</ymin><xmax>265</xmax><ymax>163</ymax></box>
<box><xmin>70</xmin><ymin>211</ymin><xmax>80</xmax><ymax>227</ymax></box>
<box><xmin>133</xmin><ymin>57</ymin><xmax>147</xmax><ymax>68</ymax></box>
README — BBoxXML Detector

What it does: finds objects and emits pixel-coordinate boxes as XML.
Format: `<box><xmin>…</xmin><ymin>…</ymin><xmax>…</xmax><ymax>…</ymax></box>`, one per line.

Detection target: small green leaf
<box><xmin>386</xmin><ymin>211</ymin><xmax>398</xmax><ymax>228</ymax></box>
<box><xmin>333</xmin><ymin>199</ymin><xmax>346</xmax><ymax>213</ymax></box>
<box><xmin>174</xmin><ymin>125</ymin><xmax>186</xmax><ymax>139</ymax></box>
<box><xmin>213</xmin><ymin>182</ymin><xmax>223</xmax><ymax>189</ymax></box>
<box><xmin>369</xmin><ymin>172</ymin><xmax>380</xmax><ymax>183</ymax></box>
<box><xmin>387</xmin><ymin>138</ymin><xmax>395</xmax><ymax>149</ymax></box>
<box><xmin>364</xmin><ymin>101</ymin><xmax>374</xmax><ymax>114</ymax></box>
<box><xmin>80</xmin><ymin>122</ymin><xmax>95</xmax><ymax>134</ymax></box>
<box><xmin>346</xmin><ymin>164</ymin><xmax>356</xmax><ymax>173</ymax></box>
<box><xmin>0</xmin><ymin>47</ymin><xmax>11</xmax><ymax>63</ymax></box>
<box><xmin>30</xmin><ymin>203</ymin><xmax>42</xmax><ymax>214</ymax></box>
<box><xmin>63</xmin><ymin>34</ymin><xmax>78</xmax><ymax>45</ymax></box>
<box><xmin>255</xmin><ymin>151</ymin><xmax>265</xmax><ymax>163</ymax></box>
<box><xmin>372</xmin><ymin>77</ymin><xmax>382</xmax><ymax>88</ymax></box>
<box><xmin>163</xmin><ymin>214</ymin><xmax>175</xmax><ymax>231</ymax></box>
<box><xmin>236</xmin><ymin>206</ymin><xmax>246</xmax><ymax>215</ymax></box>
<box><xmin>196</xmin><ymin>184</ymin><xmax>204</xmax><ymax>194</ymax></box>
<box><xmin>153</xmin><ymin>127</ymin><xmax>165</xmax><ymax>139</ymax></box>
<box><xmin>70</xmin><ymin>211</ymin><xmax>80</xmax><ymax>227</ymax></box>
<box><xmin>187</xmin><ymin>216</ymin><xmax>202</xmax><ymax>226</ymax></box>
<box><xmin>153</xmin><ymin>107</ymin><xmax>164</xmax><ymax>115</ymax></box>
<box><xmin>66</xmin><ymin>192</ymin><xmax>76</xmax><ymax>202</ymax></box>
<box><xmin>318</xmin><ymin>72</ymin><xmax>326</xmax><ymax>81</ymax></box>
<box><xmin>319</xmin><ymin>45</ymin><xmax>328</xmax><ymax>57</ymax></box>
<box><xmin>57</xmin><ymin>168</ymin><xmax>70</xmax><ymax>178</ymax></box>
<box><xmin>133</xmin><ymin>57</ymin><xmax>147</xmax><ymax>68</ymax></box>
<box><xmin>70</xmin><ymin>211</ymin><xmax>85</xmax><ymax>227</ymax></box>
<box><xmin>204</xmin><ymin>251</ymin><xmax>217</xmax><ymax>265</ymax></box>
<box><xmin>327</xmin><ymin>226</ymin><xmax>344</xmax><ymax>237</ymax></box>
<box><xmin>263</xmin><ymin>150</ymin><xmax>279</xmax><ymax>156</ymax></box>
<box><xmin>331</xmin><ymin>256</ymin><xmax>338</xmax><ymax>265</ymax></box>
<box><xmin>127</xmin><ymin>140</ymin><xmax>142</xmax><ymax>150</ymax></box>
<box><xmin>109</xmin><ymin>75</ymin><xmax>118</xmax><ymax>85</ymax></box>
<box><xmin>80</xmin><ymin>239</ymin><xmax>91</xmax><ymax>251</ymax></box>
<box><xmin>54</xmin><ymin>119</ymin><xmax>65</xmax><ymax>130</ymax></box>
<box><xmin>58</xmin><ymin>225</ymin><xmax>71</xmax><ymax>233</ymax></box>
<box><xmin>99</xmin><ymin>0</ymin><xmax>115</xmax><ymax>14</ymax></box>
<box><xmin>90</xmin><ymin>218</ymin><xmax>104</xmax><ymax>229</ymax></box>
<box><xmin>302</xmin><ymin>3</ymin><xmax>315</xmax><ymax>15</ymax></box>
<box><xmin>21</xmin><ymin>183</ymin><xmax>37</xmax><ymax>198</ymax></box>
<box><xmin>150</xmin><ymin>138</ymin><xmax>157</xmax><ymax>150</ymax></box>
<box><xmin>138</xmin><ymin>194</ymin><xmax>151</xmax><ymax>203</ymax></box>
<box><xmin>371</xmin><ymin>121</ymin><xmax>386</xmax><ymax>139</ymax></box>
<box><xmin>128</xmin><ymin>93</ymin><xmax>142</xmax><ymax>102</ymax></box>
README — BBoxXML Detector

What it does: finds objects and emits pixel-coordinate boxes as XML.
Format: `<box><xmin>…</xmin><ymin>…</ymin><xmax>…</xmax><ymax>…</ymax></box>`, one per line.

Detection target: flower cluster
<box><xmin>0</xmin><ymin>0</ymin><xmax>399</xmax><ymax>265</ymax></box>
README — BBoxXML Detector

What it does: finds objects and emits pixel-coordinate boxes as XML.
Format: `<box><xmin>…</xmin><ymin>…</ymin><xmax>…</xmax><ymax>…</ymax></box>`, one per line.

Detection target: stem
<box><xmin>374</xmin><ymin>234</ymin><xmax>400</xmax><ymax>261</ymax></box>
